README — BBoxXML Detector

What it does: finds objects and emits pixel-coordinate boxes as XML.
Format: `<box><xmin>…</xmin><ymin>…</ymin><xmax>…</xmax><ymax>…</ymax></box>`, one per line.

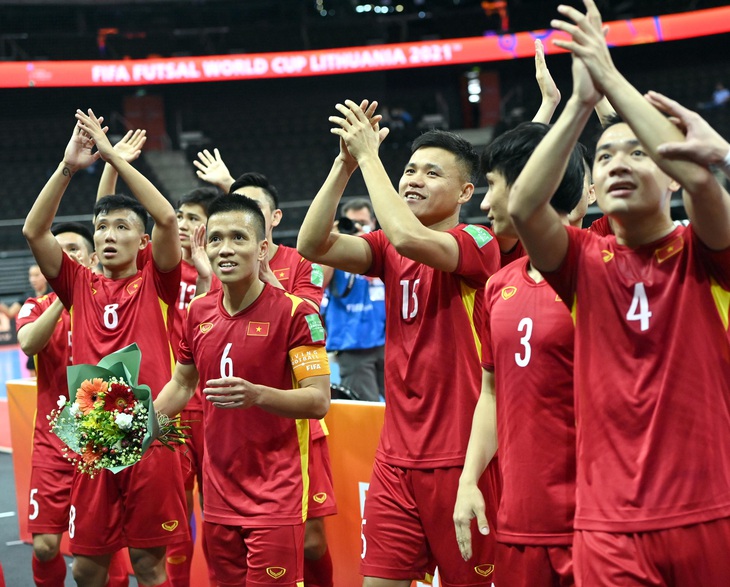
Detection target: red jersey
<box><xmin>362</xmin><ymin>224</ymin><xmax>500</xmax><ymax>468</ymax></box>
<box><xmin>49</xmin><ymin>253</ymin><xmax>180</xmax><ymax>397</ymax></box>
<box><xmin>16</xmin><ymin>293</ymin><xmax>74</xmax><ymax>470</ymax></box>
<box><xmin>482</xmin><ymin>258</ymin><xmax>575</xmax><ymax>545</ymax></box>
<box><xmin>545</xmin><ymin>225</ymin><xmax>730</xmax><ymax>532</ymax></box>
<box><xmin>178</xmin><ymin>284</ymin><xmax>328</xmax><ymax>526</ymax></box>
<box><xmin>500</xmin><ymin>240</ymin><xmax>526</xmax><ymax>267</ymax></box>
<box><xmin>588</xmin><ymin>215</ymin><xmax>613</xmax><ymax>236</ymax></box>
<box><xmin>270</xmin><ymin>244</ymin><xmax>324</xmax><ymax>307</ymax></box>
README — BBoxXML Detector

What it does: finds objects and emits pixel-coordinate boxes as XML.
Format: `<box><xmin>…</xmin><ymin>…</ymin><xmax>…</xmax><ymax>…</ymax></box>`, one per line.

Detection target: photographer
<box><xmin>323</xmin><ymin>199</ymin><xmax>385</xmax><ymax>402</ymax></box>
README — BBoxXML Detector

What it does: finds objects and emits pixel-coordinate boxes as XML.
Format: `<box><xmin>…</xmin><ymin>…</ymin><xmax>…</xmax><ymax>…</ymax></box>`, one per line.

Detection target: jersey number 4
<box><xmin>626</xmin><ymin>283</ymin><xmax>652</xmax><ymax>331</ymax></box>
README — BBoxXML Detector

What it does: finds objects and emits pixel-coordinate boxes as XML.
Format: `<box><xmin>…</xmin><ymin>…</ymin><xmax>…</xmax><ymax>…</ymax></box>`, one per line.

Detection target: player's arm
<box><xmin>23</xmin><ymin>121</ymin><xmax>102</xmax><ymax>279</ymax></box>
<box><xmin>96</xmin><ymin>129</ymin><xmax>147</xmax><ymax>199</ymax></box>
<box><xmin>553</xmin><ymin>0</ymin><xmax>730</xmax><ymax>250</ymax></box>
<box><xmin>508</xmin><ymin>56</ymin><xmax>599</xmax><ymax>272</ymax></box>
<box><xmin>453</xmin><ymin>368</ymin><xmax>497</xmax><ymax>561</ymax></box>
<box><xmin>193</xmin><ymin>148</ymin><xmax>236</xmax><ymax>193</ymax></box>
<box><xmin>76</xmin><ymin>109</ymin><xmax>182</xmax><ymax>270</ymax></box>
<box><xmin>17</xmin><ymin>298</ymin><xmax>64</xmax><ymax>356</ymax></box>
<box><xmin>0</xmin><ymin>301</ymin><xmax>22</xmax><ymax>319</ymax></box>
<box><xmin>531</xmin><ymin>39</ymin><xmax>561</xmax><ymax>124</ymax></box>
<box><xmin>204</xmin><ymin>374</ymin><xmax>330</xmax><ymax>419</ymax></box>
<box><xmin>334</xmin><ymin>100</ymin><xmax>464</xmax><ymax>272</ymax></box>
<box><xmin>297</xmin><ymin>102</ymin><xmax>380</xmax><ymax>275</ymax></box>
<box><xmin>154</xmin><ymin>362</ymin><xmax>200</xmax><ymax>418</ymax></box>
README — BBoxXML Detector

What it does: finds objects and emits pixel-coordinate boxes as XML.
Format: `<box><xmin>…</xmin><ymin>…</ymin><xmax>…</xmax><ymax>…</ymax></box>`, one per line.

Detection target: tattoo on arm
<box><xmin>62</xmin><ymin>166</ymin><xmax>74</xmax><ymax>177</ymax></box>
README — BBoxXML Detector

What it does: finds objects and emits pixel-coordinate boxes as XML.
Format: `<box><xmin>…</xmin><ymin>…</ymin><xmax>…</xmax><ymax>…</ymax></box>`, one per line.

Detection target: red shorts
<box><xmin>574</xmin><ymin>517</ymin><xmax>730</xmax><ymax>586</ymax></box>
<box><xmin>496</xmin><ymin>542</ymin><xmax>573</xmax><ymax>587</ymax></box>
<box><xmin>360</xmin><ymin>459</ymin><xmax>499</xmax><ymax>586</ymax></box>
<box><xmin>27</xmin><ymin>466</ymin><xmax>74</xmax><ymax>535</ymax></box>
<box><xmin>179</xmin><ymin>408</ymin><xmax>204</xmax><ymax>492</ymax></box>
<box><xmin>68</xmin><ymin>445</ymin><xmax>189</xmax><ymax>555</ymax></box>
<box><xmin>204</xmin><ymin>521</ymin><xmax>304</xmax><ymax>587</ymax></box>
<box><xmin>307</xmin><ymin>436</ymin><xmax>337</xmax><ymax>518</ymax></box>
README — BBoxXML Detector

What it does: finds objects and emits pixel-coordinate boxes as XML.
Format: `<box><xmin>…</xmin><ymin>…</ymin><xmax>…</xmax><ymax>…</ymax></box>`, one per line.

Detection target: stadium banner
<box><xmin>0</xmin><ymin>7</ymin><xmax>729</xmax><ymax>88</ymax></box>
<box><xmin>8</xmin><ymin>381</ymin><xmax>403</xmax><ymax>585</ymax></box>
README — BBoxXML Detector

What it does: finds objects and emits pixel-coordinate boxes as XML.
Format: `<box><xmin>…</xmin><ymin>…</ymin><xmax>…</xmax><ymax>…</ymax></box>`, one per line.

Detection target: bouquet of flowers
<box><xmin>49</xmin><ymin>343</ymin><xmax>186</xmax><ymax>476</ymax></box>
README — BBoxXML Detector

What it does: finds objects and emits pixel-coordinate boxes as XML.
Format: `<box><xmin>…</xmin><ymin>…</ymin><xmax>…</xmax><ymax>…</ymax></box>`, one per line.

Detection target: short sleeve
<box><xmin>480</xmin><ymin>281</ymin><xmax>496</xmax><ymax>370</ymax></box>
<box><xmin>150</xmin><ymin>259</ymin><xmax>182</xmax><ymax>306</ymax></box>
<box><xmin>290</xmin><ymin>302</ymin><xmax>328</xmax><ymax>351</ymax></box>
<box><xmin>290</xmin><ymin>257</ymin><xmax>325</xmax><ymax>306</ymax></box>
<box><xmin>15</xmin><ymin>297</ymin><xmax>44</xmax><ymax>332</ymax></box>
<box><xmin>361</xmin><ymin>230</ymin><xmax>385</xmax><ymax>279</ymax></box>
<box><xmin>690</xmin><ymin>226</ymin><xmax>730</xmax><ymax>289</ymax></box>
<box><xmin>541</xmin><ymin>226</ymin><xmax>585</xmax><ymax>309</ymax></box>
<box><xmin>47</xmin><ymin>253</ymin><xmax>87</xmax><ymax>310</ymax></box>
<box><xmin>447</xmin><ymin>224</ymin><xmax>501</xmax><ymax>288</ymax></box>
<box><xmin>177</xmin><ymin>303</ymin><xmax>195</xmax><ymax>365</ymax></box>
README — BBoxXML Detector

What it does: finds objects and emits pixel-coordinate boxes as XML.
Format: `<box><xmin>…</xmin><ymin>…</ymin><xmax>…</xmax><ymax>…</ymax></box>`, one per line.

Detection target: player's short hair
<box><xmin>207</xmin><ymin>194</ymin><xmax>266</xmax><ymax>242</ymax></box>
<box><xmin>51</xmin><ymin>222</ymin><xmax>95</xmax><ymax>254</ymax></box>
<box><xmin>481</xmin><ymin>121</ymin><xmax>584</xmax><ymax>214</ymax></box>
<box><xmin>229</xmin><ymin>172</ymin><xmax>279</xmax><ymax>211</ymax></box>
<box><xmin>411</xmin><ymin>129</ymin><xmax>480</xmax><ymax>184</ymax></box>
<box><xmin>341</xmin><ymin>198</ymin><xmax>374</xmax><ymax>218</ymax></box>
<box><xmin>176</xmin><ymin>187</ymin><xmax>221</xmax><ymax>215</ymax></box>
<box><xmin>93</xmin><ymin>195</ymin><xmax>149</xmax><ymax>232</ymax></box>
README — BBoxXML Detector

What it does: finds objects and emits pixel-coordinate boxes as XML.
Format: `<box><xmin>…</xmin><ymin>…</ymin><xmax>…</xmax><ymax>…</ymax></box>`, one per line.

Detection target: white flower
<box><xmin>57</xmin><ymin>395</ymin><xmax>67</xmax><ymax>409</ymax></box>
<box><xmin>133</xmin><ymin>402</ymin><xmax>144</xmax><ymax>414</ymax></box>
<box><xmin>115</xmin><ymin>412</ymin><xmax>134</xmax><ymax>431</ymax></box>
<box><xmin>69</xmin><ymin>403</ymin><xmax>80</xmax><ymax>417</ymax></box>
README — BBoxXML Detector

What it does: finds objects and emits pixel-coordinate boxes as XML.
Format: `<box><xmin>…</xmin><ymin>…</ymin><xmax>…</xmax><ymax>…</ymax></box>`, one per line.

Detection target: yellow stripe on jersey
<box><xmin>284</xmin><ymin>291</ymin><xmax>304</xmax><ymax>316</ymax></box>
<box><xmin>319</xmin><ymin>418</ymin><xmax>329</xmax><ymax>436</ymax></box>
<box><xmin>710</xmin><ymin>277</ymin><xmax>730</xmax><ymax>330</ymax></box>
<box><xmin>570</xmin><ymin>294</ymin><xmax>578</xmax><ymax>325</ymax></box>
<box><xmin>459</xmin><ymin>281</ymin><xmax>481</xmax><ymax>357</ymax></box>
<box><xmin>296</xmin><ymin>417</ymin><xmax>310</xmax><ymax>523</ymax></box>
<box><xmin>158</xmin><ymin>297</ymin><xmax>176</xmax><ymax>372</ymax></box>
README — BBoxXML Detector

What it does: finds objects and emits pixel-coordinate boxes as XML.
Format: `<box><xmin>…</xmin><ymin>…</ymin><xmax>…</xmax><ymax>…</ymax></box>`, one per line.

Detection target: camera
<box><xmin>337</xmin><ymin>217</ymin><xmax>360</xmax><ymax>235</ymax></box>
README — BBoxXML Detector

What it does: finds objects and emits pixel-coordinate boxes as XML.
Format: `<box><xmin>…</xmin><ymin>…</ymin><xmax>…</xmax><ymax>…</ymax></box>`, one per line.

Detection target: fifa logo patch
<box><xmin>313</xmin><ymin>492</ymin><xmax>328</xmax><ymax>503</ymax></box>
<box><xmin>475</xmin><ymin>563</ymin><xmax>494</xmax><ymax>577</ymax></box>
<box><xmin>199</xmin><ymin>322</ymin><xmax>214</xmax><ymax>333</ymax></box>
<box><xmin>501</xmin><ymin>286</ymin><xmax>517</xmax><ymax>300</ymax></box>
<box><xmin>161</xmin><ymin>520</ymin><xmax>179</xmax><ymax>532</ymax></box>
<box><xmin>266</xmin><ymin>567</ymin><xmax>287</xmax><ymax>579</ymax></box>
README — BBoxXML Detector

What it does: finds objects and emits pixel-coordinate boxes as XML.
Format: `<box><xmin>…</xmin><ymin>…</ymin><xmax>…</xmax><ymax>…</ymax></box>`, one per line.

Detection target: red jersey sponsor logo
<box><xmin>475</xmin><ymin>563</ymin><xmax>494</xmax><ymax>577</ymax></box>
<box><xmin>602</xmin><ymin>250</ymin><xmax>614</xmax><ymax>263</ymax></box>
<box><xmin>501</xmin><ymin>286</ymin><xmax>517</xmax><ymax>300</ymax></box>
<box><xmin>312</xmin><ymin>492</ymin><xmax>328</xmax><ymax>503</ymax></box>
<box><xmin>247</xmin><ymin>321</ymin><xmax>270</xmax><ymax>336</ymax></box>
<box><xmin>199</xmin><ymin>322</ymin><xmax>214</xmax><ymax>333</ymax></box>
<box><xmin>126</xmin><ymin>277</ymin><xmax>143</xmax><ymax>295</ymax></box>
<box><xmin>161</xmin><ymin>520</ymin><xmax>179</xmax><ymax>531</ymax></box>
<box><xmin>276</xmin><ymin>267</ymin><xmax>290</xmax><ymax>281</ymax></box>
<box><xmin>266</xmin><ymin>567</ymin><xmax>287</xmax><ymax>579</ymax></box>
<box><xmin>655</xmin><ymin>235</ymin><xmax>684</xmax><ymax>263</ymax></box>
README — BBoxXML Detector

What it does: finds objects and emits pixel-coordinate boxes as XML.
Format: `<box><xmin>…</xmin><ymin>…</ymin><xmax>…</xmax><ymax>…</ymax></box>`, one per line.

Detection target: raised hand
<box><xmin>646</xmin><ymin>91</ymin><xmax>730</xmax><ymax>168</ymax></box>
<box><xmin>113</xmin><ymin>129</ymin><xmax>147</xmax><ymax>163</ymax></box>
<box><xmin>194</xmin><ymin>148</ymin><xmax>235</xmax><ymax>190</ymax></box>
<box><xmin>74</xmin><ymin>109</ymin><xmax>115</xmax><ymax>162</ymax></box>
<box><xmin>190</xmin><ymin>224</ymin><xmax>212</xmax><ymax>281</ymax></box>
<box><xmin>62</xmin><ymin>121</ymin><xmax>103</xmax><ymax>173</ymax></box>
<box><xmin>532</xmin><ymin>39</ymin><xmax>561</xmax><ymax>124</ymax></box>
<box><xmin>551</xmin><ymin>0</ymin><xmax>612</xmax><ymax>94</ymax></box>
<box><xmin>330</xmin><ymin>99</ymin><xmax>389</xmax><ymax>163</ymax></box>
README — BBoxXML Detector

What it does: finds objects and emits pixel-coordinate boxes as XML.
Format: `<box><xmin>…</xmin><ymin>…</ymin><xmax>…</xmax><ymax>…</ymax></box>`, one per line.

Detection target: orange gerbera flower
<box><xmin>81</xmin><ymin>445</ymin><xmax>102</xmax><ymax>465</ymax></box>
<box><xmin>76</xmin><ymin>378</ymin><xmax>107</xmax><ymax>415</ymax></box>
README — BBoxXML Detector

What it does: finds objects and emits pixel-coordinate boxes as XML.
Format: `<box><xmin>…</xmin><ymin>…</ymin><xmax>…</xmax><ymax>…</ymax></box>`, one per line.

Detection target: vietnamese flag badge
<box><xmin>247</xmin><ymin>321</ymin><xmax>270</xmax><ymax>336</ymax></box>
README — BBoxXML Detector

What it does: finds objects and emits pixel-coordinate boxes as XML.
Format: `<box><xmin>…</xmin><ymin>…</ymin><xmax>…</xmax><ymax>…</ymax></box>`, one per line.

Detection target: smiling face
<box><xmin>93</xmin><ymin>209</ymin><xmax>148</xmax><ymax>275</ymax></box>
<box><xmin>398</xmin><ymin>146</ymin><xmax>472</xmax><ymax>227</ymax></box>
<box><xmin>177</xmin><ymin>203</ymin><xmax>207</xmax><ymax>252</ymax></box>
<box><xmin>206</xmin><ymin>210</ymin><xmax>268</xmax><ymax>285</ymax></box>
<box><xmin>593</xmin><ymin>123</ymin><xmax>675</xmax><ymax>220</ymax></box>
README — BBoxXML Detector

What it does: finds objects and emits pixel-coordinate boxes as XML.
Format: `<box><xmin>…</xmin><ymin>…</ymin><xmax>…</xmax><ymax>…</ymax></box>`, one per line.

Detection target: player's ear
<box><xmin>271</xmin><ymin>208</ymin><xmax>283</xmax><ymax>229</ymax></box>
<box><xmin>139</xmin><ymin>234</ymin><xmax>150</xmax><ymax>250</ymax></box>
<box><xmin>258</xmin><ymin>238</ymin><xmax>268</xmax><ymax>261</ymax></box>
<box><xmin>458</xmin><ymin>182</ymin><xmax>475</xmax><ymax>204</ymax></box>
